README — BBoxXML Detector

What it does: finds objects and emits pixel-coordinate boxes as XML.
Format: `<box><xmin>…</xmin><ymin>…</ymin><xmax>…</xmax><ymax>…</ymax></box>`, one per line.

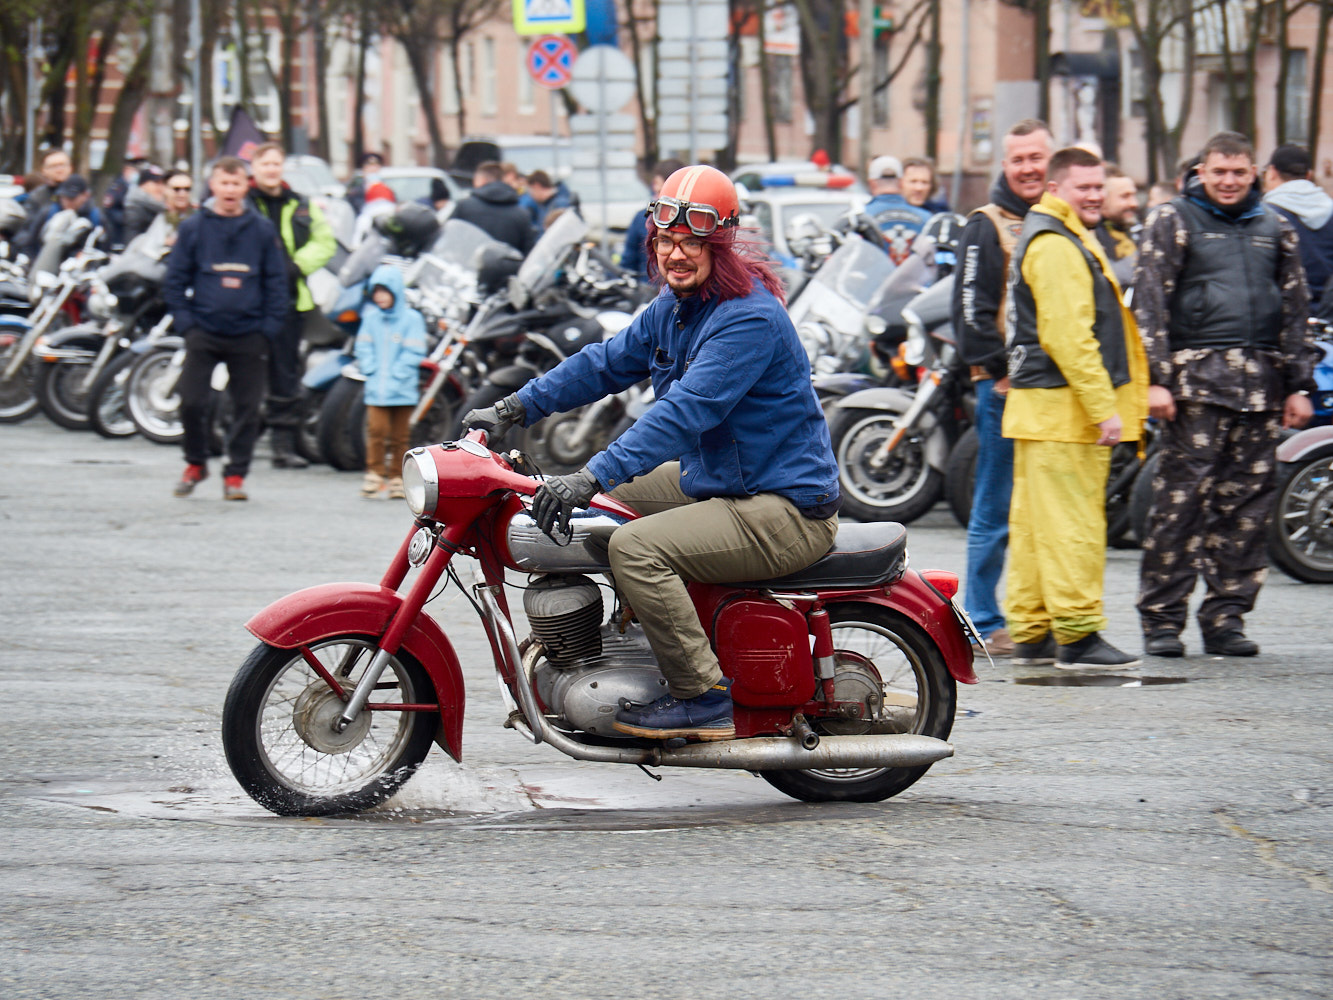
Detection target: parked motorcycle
<box><xmin>32</xmin><ymin>227</ymin><xmax>170</xmax><ymax>430</ymax></box>
<box><xmin>827</xmin><ymin>275</ymin><xmax>972</xmax><ymax>523</ymax></box>
<box><xmin>220</xmin><ymin>429</ymin><xmax>978</xmax><ymax>816</ymax></box>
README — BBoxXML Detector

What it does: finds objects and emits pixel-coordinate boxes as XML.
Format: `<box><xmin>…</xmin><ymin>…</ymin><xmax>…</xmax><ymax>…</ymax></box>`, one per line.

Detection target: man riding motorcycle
<box><xmin>463</xmin><ymin>164</ymin><xmax>841</xmax><ymax>741</ymax></box>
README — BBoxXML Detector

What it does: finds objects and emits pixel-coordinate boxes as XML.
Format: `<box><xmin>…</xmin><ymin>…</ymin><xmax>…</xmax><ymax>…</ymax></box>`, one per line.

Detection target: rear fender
<box><xmin>830</xmin><ymin>572</ymin><xmax>978</xmax><ymax>685</ymax></box>
<box><xmin>246</xmin><ymin>582</ymin><xmax>466</xmax><ymax>760</ymax></box>
<box><xmin>1276</xmin><ymin>425</ymin><xmax>1333</xmax><ymax>464</ymax></box>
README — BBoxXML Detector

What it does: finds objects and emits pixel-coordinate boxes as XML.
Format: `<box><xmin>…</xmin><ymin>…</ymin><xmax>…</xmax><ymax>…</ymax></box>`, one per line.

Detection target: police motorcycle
<box><xmin>221</xmin><ymin>426</ymin><xmax>978</xmax><ymax>816</ymax></box>
<box><xmin>0</xmin><ymin>212</ymin><xmax>102</xmax><ymax>423</ymax></box>
<box><xmin>312</xmin><ymin>213</ymin><xmax>503</xmax><ymax>471</ymax></box>
<box><xmin>32</xmin><ymin>224</ymin><xmax>172</xmax><ymax>431</ymax></box>
<box><xmin>449</xmin><ymin>211</ymin><xmax>651</xmax><ymax>475</ymax></box>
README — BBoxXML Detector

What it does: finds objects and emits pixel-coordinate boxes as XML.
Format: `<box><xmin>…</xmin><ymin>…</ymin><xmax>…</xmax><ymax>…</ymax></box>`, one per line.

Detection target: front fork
<box><xmin>333</xmin><ymin>519</ymin><xmax>468</xmax><ymax>731</ymax></box>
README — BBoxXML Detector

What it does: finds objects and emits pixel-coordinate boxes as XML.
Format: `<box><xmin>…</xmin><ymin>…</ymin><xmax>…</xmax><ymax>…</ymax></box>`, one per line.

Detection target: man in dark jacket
<box><xmin>14</xmin><ymin>149</ymin><xmax>73</xmax><ymax>259</ymax></box>
<box><xmin>1263</xmin><ymin>143</ymin><xmax>1333</xmax><ymax>320</ymax></box>
<box><xmin>121</xmin><ymin>165</ymin><xmax>168</xmax><ymax>244</ymax></box>
<box><xmin>164</xmin><ymin>157</ymin><xmax>291</xmax><ymax>501</ymax></box>
<box><xmin>519</xmin><ymin>170</ymin><xmax>574</xmax><ymax>232</ymax></box>
<box><xmin>1135</xmin><ymin>131</ymin><xmax>1316</xmax><ymax>658</ymax></box>
<box><xmin>950</xmin><ymin>118</ymin><xmax>1052</xmax><ymax>662</ymax></box>
<box><xmin>451</xmin><ymin>161</ymin><xmax>536</xmax><ymax>255</ymax></box>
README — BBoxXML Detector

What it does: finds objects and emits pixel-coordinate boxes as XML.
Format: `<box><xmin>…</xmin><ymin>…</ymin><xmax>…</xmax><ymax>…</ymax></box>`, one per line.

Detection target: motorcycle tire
<box><xmin>316</xmin><ymin>375</ymin><xmax>367</xmax><ymax>472</ymax></box>
<box><xmin>34</xmin><ymin>358</ymin><xmax>95</xmax><ymax>430</ymax></box>
<box><xmin>829</xmin><ymin>405</ymin><xmax>944</xmax><ymax>524</ymax></box>
<box><xmin>0</xmin><ymin>324</ymin><xmax>40</xmax><ymax>424</ymax></box>
<box><xmin>1129</xmin><ymin>449</ymin><xmax>1160</xmax><ymax>548</ymax></box>
<box><xmin>296</xmin><ymin>388</ymin><xmax>327</xmax><ymax>464</ymax></box>
<box><xmin>943</xmin><ymin>426</ymin><xmax>979</xmax><ymax>529</ymax></box>
<box><xmin>1105</xmin><ymin>441</ymin><xmax>1143</xmax><ymax>549</ymax></box>
<box><xmin>221</xmin><ymin>636</ymin><xmax>438</xmax><ymax>817</ymax></box>
<box><xmin>760</xmin><ymin>604</ymin><xmax>956</xmax><ymax>803</ymax></box>
<box><xmin>1267</xmin><ymin>444</ymin><xmax>1333</xmax><ymax>583</ymax></box>
<box><xmin>127</xmin><ymin>348</ymin><xmax>185</xmax><ymax>444</ymax></box>
<box><xmin>87</xmin><ymin>351</ymin><xmax>139</xmax><ymax>439</ymax></box>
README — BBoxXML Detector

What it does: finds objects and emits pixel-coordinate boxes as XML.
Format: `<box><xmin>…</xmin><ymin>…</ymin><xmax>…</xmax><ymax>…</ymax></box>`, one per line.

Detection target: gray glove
<box><xmin>461</xmin><ymin>392</ymin><xmax>525</xmax><ymax>441</ymax></box>
<box><xmin>532</xmin><ymin>467</ymin><xmax>602</xmax><ymax>537</ymax></box>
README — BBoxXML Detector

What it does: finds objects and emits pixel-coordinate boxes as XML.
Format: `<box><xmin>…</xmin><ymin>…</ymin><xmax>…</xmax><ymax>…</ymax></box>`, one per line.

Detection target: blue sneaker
<box><xmin>613</xmin><ymin>678</ymin><xmax>735</xmax><ymax>741</ymax></box>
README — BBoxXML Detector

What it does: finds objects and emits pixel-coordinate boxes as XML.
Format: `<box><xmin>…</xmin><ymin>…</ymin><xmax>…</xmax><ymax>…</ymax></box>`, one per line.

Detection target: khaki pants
<box><xmin>365</xmin><ymin>405</ymin><xmax>412</xmax><ymax>478</ymax></box>
<box><xmin>1004</xmin><ymin>439</ymin><xmax>1110</xmax><ymax>645</ymax></box>
<box><xmin>608</xmin><ymin>463</ymin><xmax>838</xmax><ymax>699</ymax></box>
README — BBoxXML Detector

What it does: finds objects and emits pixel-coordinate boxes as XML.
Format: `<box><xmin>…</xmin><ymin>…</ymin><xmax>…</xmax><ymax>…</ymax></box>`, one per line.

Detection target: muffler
<box><xmin>479</xmin><ymin>585</ymin><xmax>954</xmax><ymax>772</ymax></box>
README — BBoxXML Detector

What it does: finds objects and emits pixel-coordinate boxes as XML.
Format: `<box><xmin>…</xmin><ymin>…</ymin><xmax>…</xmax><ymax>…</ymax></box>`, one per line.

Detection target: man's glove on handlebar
<box><xmin>532</xmin><ymin>467</ymin><xmax>602</xmax><ymax>537</ymax></box>
<box><xmin>461</xmin><ymin>393</ymin><xmax>526</xmax><ymax>440</ymax></box>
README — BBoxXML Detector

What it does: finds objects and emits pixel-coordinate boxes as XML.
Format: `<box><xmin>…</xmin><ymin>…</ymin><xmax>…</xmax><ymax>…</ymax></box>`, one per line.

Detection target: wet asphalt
<box><xmin>1</xmin><ymin>417</ymin><xmax>1330</xmax><ymax>999</ymax></box>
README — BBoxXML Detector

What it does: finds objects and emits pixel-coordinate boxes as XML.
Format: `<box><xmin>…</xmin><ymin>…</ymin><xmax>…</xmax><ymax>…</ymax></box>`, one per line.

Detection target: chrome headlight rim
<box><xmin>401</xmin><ymin>447</ymin><xmax>439</xmax><ymax>517</ymax></box>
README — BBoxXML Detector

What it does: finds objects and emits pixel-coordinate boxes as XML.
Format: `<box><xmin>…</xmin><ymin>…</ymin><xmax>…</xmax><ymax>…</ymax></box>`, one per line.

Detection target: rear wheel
<box><xmin>221</xmin><ymin>636</ymin><xmax>438</xmax><ymax>816</ymax></box>
<box><xmin>127</xmin><ymin>347</ymin><xmax>184</xmax><ymax>444</ymax></box>
<box><xmin>316</xmin><ymin>375</ymin><xmax>366</xmax><ymax>471</ymax></box>
<box><xmin>295</xmin><ymin>388</ymin><xmax>326</xmax><ymax>464</ymax></box>
<box><xmin>944</xmin><ymin>426</ymin><xmax>978</xmax><ymax>528</ymax></box>
<box><xmin>760</xmin><ymin>604</ymin><xmax>956</xmax><ymax>803</ymax></box>
<box><xmin>1268</xmin><ymin>446</ymin><xmax>1333</xmax><ymax>583</ymax></box>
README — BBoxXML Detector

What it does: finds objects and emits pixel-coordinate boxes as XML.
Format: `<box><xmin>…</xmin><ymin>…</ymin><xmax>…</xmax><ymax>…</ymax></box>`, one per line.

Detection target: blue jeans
<box><xmin>964</xmin><ymin>378</ymin><xmax>1013</xmax><ymax>637</ymax></box>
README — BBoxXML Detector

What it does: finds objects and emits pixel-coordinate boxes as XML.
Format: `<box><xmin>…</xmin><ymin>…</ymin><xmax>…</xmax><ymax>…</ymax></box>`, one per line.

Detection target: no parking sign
<box><xmin>526</xmin><ymin>35</ymin><xmax>577</xmax><ymax>90</ymax></box>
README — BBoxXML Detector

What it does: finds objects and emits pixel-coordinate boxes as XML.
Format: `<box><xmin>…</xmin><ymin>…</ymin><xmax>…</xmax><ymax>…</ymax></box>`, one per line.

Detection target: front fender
<box><xmin>1276</xmin><ymin>425</ymin><xmax>1333</xmax><ymax>464</ymax></box>
<box><xmin>246</xmin><ymin>582</ymin><xmax>466</xmax><ymax>760</ymax></box>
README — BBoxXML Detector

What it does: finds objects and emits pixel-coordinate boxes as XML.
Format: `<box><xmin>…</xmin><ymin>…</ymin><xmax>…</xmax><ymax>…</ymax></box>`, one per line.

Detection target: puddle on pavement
<box><xmin>23</xmin><ymin>759</ymin><xmax>862</xmax><ymax>832</ymax></box>
<box><xmin>1011</xmin><ymin>674</ymin><xmax>1190</xmax><ymax>687</ymax></box>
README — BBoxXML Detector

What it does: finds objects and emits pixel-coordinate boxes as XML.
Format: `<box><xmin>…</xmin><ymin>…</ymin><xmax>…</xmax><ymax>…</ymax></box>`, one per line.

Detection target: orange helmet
<box><xmin>648</xmin><ymin>165</ymin><xmax>740</xmax><ymax>236</ymax></box>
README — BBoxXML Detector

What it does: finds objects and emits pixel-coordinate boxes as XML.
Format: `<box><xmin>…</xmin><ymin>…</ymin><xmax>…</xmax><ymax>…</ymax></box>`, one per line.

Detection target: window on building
<box><xmin>441</xmin><ymin>47</ymin><xmax>460</xmax><ymax>115</ymax></box>
<box><xmin>213</xmin><ymin>36</ymin><xmax>281</xmax><ymax>133</ymax></box>
<box><xmin>1284</xmin><ymin>49</ymin><xmax>1309</xmax><ymax>145</ymax></box>
<box><xmin>482</xmin><ymin>37</ymin><xmax>497</xmax><ymax>117</ymax></box>
<box><xmin>518</xmin><ymin>55</ymin><xmax>535</xmax><ymax>114</ymax></box>
<box><xmin>771</xmin><ymin>54</ymin><xmax>793</xmax><ymax>123</ymax></box>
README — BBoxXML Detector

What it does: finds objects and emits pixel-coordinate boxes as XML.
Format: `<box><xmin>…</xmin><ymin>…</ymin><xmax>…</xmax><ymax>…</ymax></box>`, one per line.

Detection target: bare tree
<box><xmin>1116</xmin><ymin>0</ymin><xmax>1201</xmax><ymax>182</ymax></box>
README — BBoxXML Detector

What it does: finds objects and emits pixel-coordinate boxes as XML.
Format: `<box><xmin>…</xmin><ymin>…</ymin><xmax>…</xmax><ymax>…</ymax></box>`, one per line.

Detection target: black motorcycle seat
<box><xmin>743</xmin><ymin>520</ymin><xmax>908</xmax><ymax>590</ymax></box>
<box><xmin>582</xmin><ymin>516</ymin><xmax>907</xmax><ymax>589</ymax></box>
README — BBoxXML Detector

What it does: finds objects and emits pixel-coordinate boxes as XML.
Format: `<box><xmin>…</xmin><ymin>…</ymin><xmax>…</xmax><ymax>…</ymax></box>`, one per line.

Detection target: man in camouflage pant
<box><xmin>1133</xmin><ymin>131</ymin><xmax>1316</xmax><ymax>658</ymax></box>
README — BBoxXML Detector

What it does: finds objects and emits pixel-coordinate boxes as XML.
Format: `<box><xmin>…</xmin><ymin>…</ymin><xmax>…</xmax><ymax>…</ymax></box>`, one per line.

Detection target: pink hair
<box><xmin>645</xmin><ymin>228</ymin><xmax>786</xmax><ymax>306</ymax></box>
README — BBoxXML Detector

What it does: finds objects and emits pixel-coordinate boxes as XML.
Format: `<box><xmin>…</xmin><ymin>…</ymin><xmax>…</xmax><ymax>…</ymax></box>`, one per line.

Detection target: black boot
<box><xmin>270</xmin><ymin>427</ymin><xmax>309</xmax><ymax>469</ymax></box>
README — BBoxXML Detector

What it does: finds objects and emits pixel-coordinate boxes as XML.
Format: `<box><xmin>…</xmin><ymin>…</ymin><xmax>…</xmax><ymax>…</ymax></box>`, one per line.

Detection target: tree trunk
<box><xmin>99</xmin><ymin>36</ymin><xmax>153</xmax><ymax>193</ymax></box>
<box><xmin>755</xmin><ymin>0</ymin><xmax>777</xmax><ymax>161</ymax></box>
<box><xmin>449</xmin><ymin>33</ymin><xmax>467</xmax><ymax>142</ymax></box>
<box><xmin>625</xmin><ymin>0</ymin><xmax>658</xmax><ymax>169</ymax></box>
<box><xmin>399</xmin><ymin>35</ymin><xmax>450</xmax><ymax>168</ymax></box>
<box><xmin>311</xmin><ymin>0</ymin><xmax>330</xmax><ymax>159</ymax></box>
<box><xmin>924</xmin><ymin>0</ymin><xmax>941</xmax><ymax>160</ymax></box>
<box><xmin>353</xmin><ymin>1</ymin><xmax>371</xmax><ymax>163</ymax></box>
<box><xmin>721</xmin><ymin>0</ymin><xmax>741</xmax><ymax>172</ymax></box>
<box><xmin>1310</xmin><ymin>0</ymin><xmax>1332</xmax><ymax>156</ymax></box>
<box><xmin>277</xmin><ymin>4</ymin><xmax>298</xmax><ymax>149</ymax></box>
<box><xmin>1275</xmin><ymin>0</ymin><xmax>1290</xmax><ymax>143</ymax></box>
<box><xmin>1034</xmin><ymin>0</ymin><xmax>1050</xmax><ymax>122</ymax></box>
<box><xmin>1241</xmin><ymin>0</ymin><xmax>1265</xmax><ymax>141</ymax></box>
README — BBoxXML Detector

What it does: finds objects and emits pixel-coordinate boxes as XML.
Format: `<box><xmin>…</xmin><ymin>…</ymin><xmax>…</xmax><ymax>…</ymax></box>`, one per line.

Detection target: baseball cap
<box><xmin>868</xmin><ymin>155</ymin><xmax>903</xmax><ymax>180</ymax></box>
<box><xmin>138</xmin><ymin>164</ymin><xmax>168</xmax><ymax>186</ymax></box>
<box><xmin>55</xmin><ymin>175</ymin><xmax>90</xmax><ymax>199</ymax></box>
<box><xmin>1268</xmin><ymin>144</ymin><xmax>1311</xmax><ymax>179</ymax></box>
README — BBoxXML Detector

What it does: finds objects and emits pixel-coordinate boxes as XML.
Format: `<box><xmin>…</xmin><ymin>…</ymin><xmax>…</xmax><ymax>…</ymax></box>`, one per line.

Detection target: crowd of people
<box><xmin>946</xmin><ymin>121</ymin><xmax>1323</xmax><ymax>668</ymax></box>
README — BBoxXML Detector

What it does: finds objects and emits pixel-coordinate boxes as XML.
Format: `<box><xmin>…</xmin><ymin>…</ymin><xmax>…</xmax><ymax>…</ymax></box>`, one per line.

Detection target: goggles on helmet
<box><xmin>647</xmin><ymin>196</ymin><xmax>739</xmax><ymax>237</ymax></box>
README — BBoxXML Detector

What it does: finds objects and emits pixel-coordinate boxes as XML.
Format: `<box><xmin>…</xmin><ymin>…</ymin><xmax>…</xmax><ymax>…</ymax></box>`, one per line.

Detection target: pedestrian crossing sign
<box><xmin>513</xmin><ymin>0</ymin><xmax>586</xmax><ymax>35</ymax></box>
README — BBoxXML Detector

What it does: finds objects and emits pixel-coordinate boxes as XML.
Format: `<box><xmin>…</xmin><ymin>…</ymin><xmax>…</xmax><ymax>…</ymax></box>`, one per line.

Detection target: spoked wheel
<box><xmin>222</xmin><ymin>636</ymin><xmax>438</xmax><ymax>817</ymax></box>
<box><xmin>87</xmin><ymin>351</ymin><xmax>139</xmax><ymax>438</ymax></box>
<box><xmin>760</xmin><ymin>604</ymin><xmax>956</xmax><ymax>803</ymax></box>
<box><xmin>127</xmin><ymin>348</ymin><xmax>185</xmax><ymax>444</ymax></box>
<box><xmin>1268</xmin><ymin>447</ymin><xmax>1333</xmax><ymax>583</ymax></box>
<box><xmin>829</xmin><ymin>407</ymin><xmax>943</xmax><ymax>524</ymax></box>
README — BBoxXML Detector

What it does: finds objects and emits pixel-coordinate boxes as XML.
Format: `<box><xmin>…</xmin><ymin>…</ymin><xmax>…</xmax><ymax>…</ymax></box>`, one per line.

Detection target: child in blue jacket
<box><xmin>354</xmin><ymin>264</ymin><xmax>428</xmax><ymax>498</ymax></box>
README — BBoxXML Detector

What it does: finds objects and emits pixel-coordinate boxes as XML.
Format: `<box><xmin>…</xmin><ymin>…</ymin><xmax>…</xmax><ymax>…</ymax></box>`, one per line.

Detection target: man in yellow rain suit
<box><xmin>1001</xmin><ymin>146</ymin><xmax>1149</xmax><ymax>669</ymax></box>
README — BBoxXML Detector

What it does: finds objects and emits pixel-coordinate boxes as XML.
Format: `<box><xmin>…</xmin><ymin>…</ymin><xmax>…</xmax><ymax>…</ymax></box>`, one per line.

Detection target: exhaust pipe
<box><xmin>478</xmin><ymin>585</ymin><xmax>954</xmax><ymax>773</ymax></box>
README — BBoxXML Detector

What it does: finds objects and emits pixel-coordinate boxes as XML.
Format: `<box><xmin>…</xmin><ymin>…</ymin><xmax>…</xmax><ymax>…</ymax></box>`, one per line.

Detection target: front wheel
<box><xmin>221</xmin><ymin>636</ymin><xmax>438</xmax><ymax>816</ymax></box>
<box><xmin>0</xmin><ymin>326</ymin><xmax>40</xmax><ymax>424</ymax></box>
<box><xmin>126</xmin><ymin>347</ymin><xmax>185</xmax><ymax>443</ymax></box>
<box><xmin>943</xmin><ymin>426</ymin><xmax>978</xmax><ymax>528</ymax></box>
<box><xmin>34</xmin><ymin>357</ymin><xmax>95</xmax><ymax>430</ymax></box>
<box><xmin>316</xmin><ymin>375</ymin><xmax>366</xmax><ymax>471</ymax></box>
<box><xmin>760</xmin><ymin>604</ymin><xmax>956</xmax><ymax>803</ymax></box>
<box><xmin>1268</xmin><ymin>446</ymin><xmax>1333</xmax><ymax>583</ymax></box>
<box><xmin>87</xmin><ymin>351</ymin><xmax>139</xmax><ymax>438</ymax></box>
<box><xmin>829</xmin><ymin>405</ymin><xmax>944</xmax><ymax>523</ymax></box>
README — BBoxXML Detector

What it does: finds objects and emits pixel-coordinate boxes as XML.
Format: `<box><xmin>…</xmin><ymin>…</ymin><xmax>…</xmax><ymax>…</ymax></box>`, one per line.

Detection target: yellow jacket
<box><xmin>1002</xmin><ymin>193</ymin><xmax>1149</xmax><ymax>444</ymax></box>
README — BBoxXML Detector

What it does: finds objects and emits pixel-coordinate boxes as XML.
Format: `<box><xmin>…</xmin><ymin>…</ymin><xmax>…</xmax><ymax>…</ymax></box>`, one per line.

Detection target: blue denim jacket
<box><xmin>517</xmin><ymin>282</ymin><xmax>840</xmax><ymax>508</ymax></box>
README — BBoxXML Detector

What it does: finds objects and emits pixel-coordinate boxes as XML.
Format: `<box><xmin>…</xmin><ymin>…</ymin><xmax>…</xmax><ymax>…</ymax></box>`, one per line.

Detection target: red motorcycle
<box><xmin>222</xmin><ymin>431</ymin><xmax>980</xmax><ymax>816</ymax></box>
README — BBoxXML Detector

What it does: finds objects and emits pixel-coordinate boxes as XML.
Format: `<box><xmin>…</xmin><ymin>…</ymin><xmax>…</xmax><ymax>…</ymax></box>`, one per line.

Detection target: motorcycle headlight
<box><xmin>87</xmin><ymin>282</ymin><xmax>117</xmax><ymax>319</ymax></box>
<box><xmin>401</xmin><ymin>448</ymin><xmax>438</xmax><ymax>517</ymax></box>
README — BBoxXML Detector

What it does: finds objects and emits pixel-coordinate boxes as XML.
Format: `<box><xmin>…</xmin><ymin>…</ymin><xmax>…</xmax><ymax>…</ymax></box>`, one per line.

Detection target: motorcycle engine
<box><xmin>524</xmin><ymin>574</ymin><xmax>666</xmax><ymax>737</ymax></box>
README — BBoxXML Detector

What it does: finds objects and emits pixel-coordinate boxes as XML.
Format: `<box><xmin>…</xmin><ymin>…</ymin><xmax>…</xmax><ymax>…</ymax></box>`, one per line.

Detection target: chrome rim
<box><xmin>837</xmin><ymin>412</ymin><xmax>932</xmax><ymax>512</ymax></box>
<box><xmin>1277</xmin><ymin>457</ymin><xmax>1333</xmax><ymax>573</ymax></box>
<box><xmin>127</xmin><ymin>352</ymin><xmax>182</xmax><ymax>438</ymax></box>
<box><xmin>806</xmin><ymin>618</ymin><xmax>929</xmax><ymax>781</ymax></box>
<box><xmin>254</xmin><ymin>638</ymin><xmax>422</xmax><ymax>797</ymax></box>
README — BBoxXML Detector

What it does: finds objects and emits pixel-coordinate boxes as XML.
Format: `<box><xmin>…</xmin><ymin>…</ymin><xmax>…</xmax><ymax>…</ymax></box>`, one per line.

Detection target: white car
<box><xmin>736</xmin><ymin>184</ymin><xmax>868</xmax><ymax>269</ymax></box>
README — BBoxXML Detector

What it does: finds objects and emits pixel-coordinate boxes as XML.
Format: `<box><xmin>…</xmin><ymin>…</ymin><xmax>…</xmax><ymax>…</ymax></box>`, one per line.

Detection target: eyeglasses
<box><xmin>648</xmin><ymin>196</ymin><xmax>737</xmax><ymax>236</ymax></box>
<box><xmin>653</xmin><ymin>235</ymin><xmax>707</xmax><ymax>256</ymax></box>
